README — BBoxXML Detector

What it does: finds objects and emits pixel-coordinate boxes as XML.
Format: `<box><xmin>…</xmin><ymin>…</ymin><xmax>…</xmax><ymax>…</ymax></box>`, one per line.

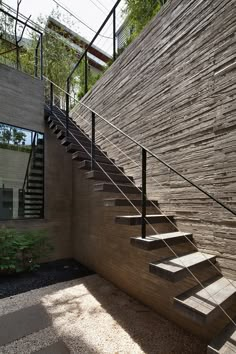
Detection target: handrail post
<box><xmin>34</xmin><ymin>46</ymin><xmax>38</xmax><ymax>78</ymax></box>
<box><xmin>84</xmin><ymin>51</ymin><xmax>88</xmax><ymax>95</ymax></box>
<box><xmin>66</xmin><ymin>79</ymin><xmax>70</xmax><ymax>137</ymax></box>
<box><xmin>40</xmin><ymin>33</ymin><xmax>43</xmax><ymax>80</ymax></box>
<box><xmin>113</xmin><ymin>8</ymin><xmax>116</xmax><ymax>61</ymax></box>
<box><xmin>50</xmin><ymin>82</ymin><xmax>53</xmax><ymax>113</ymax></box>
<box><xmin>142</xmin><ymin>148</ymin><xmax>147</xmax><ymax>238</ymax></box>
<box><xmin>91</xmin><ymin>111</ymin><xmax>96</xmax><ymax>170</ymax></box>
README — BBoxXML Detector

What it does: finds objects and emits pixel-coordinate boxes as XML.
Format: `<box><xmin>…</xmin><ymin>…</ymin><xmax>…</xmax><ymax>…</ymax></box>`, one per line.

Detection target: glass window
<box><xmin>0</xmin><ymin>123</ymin><xmax>44</xmax><ymax>219</ymax></box>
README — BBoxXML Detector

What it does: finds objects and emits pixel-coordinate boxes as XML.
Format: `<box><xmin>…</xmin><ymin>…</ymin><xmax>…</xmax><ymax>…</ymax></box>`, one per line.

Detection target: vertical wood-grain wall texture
<box><xmin>72</xmin><ymin>0</ymin><xmax>236</xmax><ymax>278</ymax></box>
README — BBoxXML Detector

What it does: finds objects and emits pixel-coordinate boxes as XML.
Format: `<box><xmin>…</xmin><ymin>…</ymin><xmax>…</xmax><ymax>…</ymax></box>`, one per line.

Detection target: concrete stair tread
<box><xmin>72</xmin><ymin>151</ymin><xmax>114</xmax><ymax>164</ymax></box>
<box><xmin>175</xmin><ymin>277</ymin><xmax>236</xmax><ymax>317</ymax></box>
<box><xmin>116</xmin><ymin>214</ymin><xmax>174</xmax><ymax>225</ymax></box>
<box><xmin>78</xmin><ymin>160</ymin><xmax>124</xmax><ymax>173</ymax></box>
<box><xmin>154</xmin><ymin>252</ymin><xmax>215</xmax><ymax>272</ymax></box>
<box><xmin>94</xmin><ymin>182</ymin><xmax>141</xmax><ymax>194</ymax></box>
<box><xmin>130</xmin><ymin>232</ymin><xmax>192</xmax><ymax>250</ymax></box>
<box><xmin>149</xmin><ymin>251</ymin><xmax>216</xmax><ymax>282</ymax></box>
<box><xmin>86</xmin><ymin>170</ymin><xmax>133</xmax><ymax>183</ymax></box>
<box><xmin>208</xmin><ymin>317</ymin><xmax>236</xmax><ymax>353</ymax></box>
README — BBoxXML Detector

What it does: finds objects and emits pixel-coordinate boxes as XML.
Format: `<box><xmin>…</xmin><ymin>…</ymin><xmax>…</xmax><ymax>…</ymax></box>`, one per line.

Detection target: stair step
<box><xmin>115</xmin><ymin>214</ymin><xmax>174</xmax><ymax>225</ymax></box>
<box><xmin>24</xmin><ymin>191</ymin><xmax>43</xmax><ymax>196</ymax></box>
<box><xmin>61</xmin><ymin>137</ymin><xmax>91</xmax><ymax>147</ymax></box>
<box><xmin>52</xmin><ymin>124</ymin><xmax>84</xmax><ymax>136</ymax></box>
<box><xmin>86</xmin><ymin>170</ymin><xmax>133</xmax><ymax>184</ymax></box>
<box><xmin>208</xmin><ymin>317</ymin><xmax>236</xmax><ymax>353</ymax></box>
<box><xmin>33</xmin><ymin>161</ymin><xmax>44</xmax><ymax>168</ymax></box>
<box><xmin>33</xmin><ymin>156</ymin><xmax>43</xmax><ymax>163</ymax></box>
<box><xmin>30</xmin><ymin>167</ymin><xmax>43</xmax><ymax>173</ymax></box>
<box><xmin>130</xmin><ymin>232</ymin><xmax>193</xmax><ymax>250</ymax></box>
<box><xmin>24</xmin><ymin>196</ymin><xmax>43</xmax><ymax>201</ymax></box>
<box><xmin>24</xmin><ymin>211</ymin><xmax>41</xmax><ymax>215</ymax></box>
<box><xmin>28</xmin><ymin>178</ymin><xmax>43</xmax><ymax>184</ymax></box>
<box><xmin>24</xmin><ymin>214</ymin><xmax>41</xmax><ymax>218</ymax></box>
<box><xmin>174</xmin><ymin>277</ymin><xmax>236</xmax><ymax>325</ymax></box>
<box><xmin>26</xmin><ymin>186</ymin><xmax>43</xmax><ymax>190</ymax></box>
<box><xmin>72</xmin><ymin>151</ymin><xmax>113</xmax><ymax>164</ymax></box>
<box><xmin>103</xmin><ymin>198</ymin><xmax>158</xmax><ymax>207</ymax></box>
<box><xmin>149</xmin><ymin>251</ymin><xmax>216</xmax><ymax>282</ymax></box>
<box><xmin>68</xmin><ymin>144</ymin><xmax>106</xmax><ymax>157</ymax></box>
<box><xmin>24</xmin><ymin>200</ymin><xmax>43</xmax><ymax>205</ymax></box>
<box><xmin>78</xmin><ymin>160</ymin><xmax>124</xmax><ymax>174</ymax></box>
<box><xmin>24</xmin><ymin>205</ymin><xmax>42</xmax><ymax>210</ymax></box>
<box><xmin>94</xmin><ymin>182</ymin><xmax>141</xmax><ymax>194</ymax></box>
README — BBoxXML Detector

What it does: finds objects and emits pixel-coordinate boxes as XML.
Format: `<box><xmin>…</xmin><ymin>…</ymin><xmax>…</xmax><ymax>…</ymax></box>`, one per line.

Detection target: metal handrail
<box><xmin>0</xmin><ymin>8</ymin><xmax>43</xmax><ymax>79</ymax></box>
<box><xmin>0</xmin><ymin>8</ymin><xmax>42</xmax><ymax>34</ymax></box>
<box><xmin>67</xmin><ymin>0</ymin><xmax>121</xmax><ymax>82</ymax></box>
<box><xmin>45</xmin><ymin>77</ymin><xmax>236</xmax><ymax>231</ymax></box>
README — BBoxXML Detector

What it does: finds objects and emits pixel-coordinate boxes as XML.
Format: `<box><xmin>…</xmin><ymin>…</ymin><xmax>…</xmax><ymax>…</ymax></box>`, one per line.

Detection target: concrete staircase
<box><xmin>23</xmin><ymin>137</ymin><xmax>44</xmax><ymax>218</ymax></box>
<box><xmin>45</xmin><ymin>106</ymin><xmax>236</xmax><ymax>353</ymax></box>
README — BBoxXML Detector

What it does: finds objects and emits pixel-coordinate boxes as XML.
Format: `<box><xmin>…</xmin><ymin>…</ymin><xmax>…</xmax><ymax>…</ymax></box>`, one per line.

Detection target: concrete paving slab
<box><xmin>0</xmin><ymin>304</ymin><xmax>50</xmax><ymax>346</ymax></box>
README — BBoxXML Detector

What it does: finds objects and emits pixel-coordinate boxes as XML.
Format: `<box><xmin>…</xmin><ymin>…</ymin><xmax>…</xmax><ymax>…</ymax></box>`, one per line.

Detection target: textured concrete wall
<box><xmin>72</xmin><ymin>165</ymin><xmax>230</xmax><ymax>341</ymax></box>
<box><xmin>72</xmin><ymin>0</ymin><xmax>236</xmax><ymax>277</ymax></box>
<box><xmin>0</xmin><ymin>64</ymin><xmax>44</xmax><ymax>132</ymax></box>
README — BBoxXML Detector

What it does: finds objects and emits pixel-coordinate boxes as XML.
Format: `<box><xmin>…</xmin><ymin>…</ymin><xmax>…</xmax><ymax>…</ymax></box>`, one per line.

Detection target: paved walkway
<box><xmin>0</xmin><ymin>274</ymin><xmax>206</xmax><ymax>353</ymax></box>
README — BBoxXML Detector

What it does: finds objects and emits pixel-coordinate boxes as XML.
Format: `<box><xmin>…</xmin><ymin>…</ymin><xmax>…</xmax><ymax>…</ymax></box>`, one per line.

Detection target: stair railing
<box><xmin>22</xmin><ymin>132</ymin><xmax>37</xmax><ymax>192</ymax></box>
<box><xmin>0</xmin><ymin>6</ymin><xmax>43</xmax><ymax>79</ymax></box>
<box><xmin>46</xmin><ymin>93</ymin><xmax>236</xmax><ymax>328</ymax></box>
<box><xmin>45</xmin><ymin>77</ymin><xmax>236</xmax><ymax>241</ymax></box>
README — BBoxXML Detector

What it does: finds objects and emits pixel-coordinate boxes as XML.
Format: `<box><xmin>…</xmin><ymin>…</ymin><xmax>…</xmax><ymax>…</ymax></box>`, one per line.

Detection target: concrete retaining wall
<box><xmin>72</xmin><ymin>0</ymin><xmax>236</xmax><ymax>278</ymax></box>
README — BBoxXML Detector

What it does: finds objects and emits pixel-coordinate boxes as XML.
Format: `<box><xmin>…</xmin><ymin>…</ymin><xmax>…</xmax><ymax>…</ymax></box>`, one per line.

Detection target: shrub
<box><xmin>0</xmin><ymin>228</ymin><xmax>53</xmax><ymax>274</ymax></box>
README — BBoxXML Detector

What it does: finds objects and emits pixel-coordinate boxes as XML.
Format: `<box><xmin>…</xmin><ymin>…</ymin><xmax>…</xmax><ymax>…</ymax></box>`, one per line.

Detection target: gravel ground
<box><xmin>0</xmin><ymin>274</ymin><xmax>207</xmax><ymax>354</ymax></box>
<box><xmin>0</xmin><ymin>259</ymin><xmax>94</xmax><ymax>299</ymax></box>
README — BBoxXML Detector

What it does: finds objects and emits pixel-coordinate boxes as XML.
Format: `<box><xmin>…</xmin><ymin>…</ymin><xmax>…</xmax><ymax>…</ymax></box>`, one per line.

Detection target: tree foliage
<box><xmin>125</xmin><ymin>0</ymin><xmax>167</xmax><ymax>40</ymax></box>
<box><xmin>0</xmin><ymin>124</ymin><xmax>26</xmax><ymax>145</ymax></box>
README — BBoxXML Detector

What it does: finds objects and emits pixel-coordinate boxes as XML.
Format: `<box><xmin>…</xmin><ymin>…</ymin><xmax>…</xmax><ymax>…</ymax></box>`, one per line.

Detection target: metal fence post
<box><xmin>142</xmin><ymin>148</ymin><xmax>147</xmax><ymax>238</ymax></box>
<box><xmin>91</xmin><ymin>111</ymin><xmax>96</xmax><ymax>170</ymax></box>
<box><xmin>50</xmin><ymin>82</ymin><xmax>53</xmax><ymax>113</ymax></box>
<box><xmin>113</xmin><ymin>8</ymin><xmax>116</xmax><ymax>61</ymax></box>
<box><xmin>85</xmin><ymin>51</ymin><xmax>88</xmax><ymax>95</ymax></box>
<box><xmin>40</xmin><ymin>33</ymin><xmax>43</xmax><ymax>80</ymax></box>
<box><xmin>66</xmin><ymin>79</ymin><xmax>70</xmax><ymax>137</ymax></box>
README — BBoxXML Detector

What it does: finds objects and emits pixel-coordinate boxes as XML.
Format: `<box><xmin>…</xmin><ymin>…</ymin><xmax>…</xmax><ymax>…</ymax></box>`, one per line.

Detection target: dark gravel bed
<box><xmin>0</xmin><ymin>259</ymin><xmax>94</xmax><ymax>299</ymax></box>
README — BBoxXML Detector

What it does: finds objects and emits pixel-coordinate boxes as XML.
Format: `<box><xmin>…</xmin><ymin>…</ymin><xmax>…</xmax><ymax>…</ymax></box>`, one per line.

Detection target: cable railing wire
<box><xmin>48</xmin><ymin>83</ymin><xmax>236</xmax><ymax>294</ymax></box>
<box><xmin>44</xmin><ymin>93</ymin><xmax>236</xmax><ymax>328</ymax></box>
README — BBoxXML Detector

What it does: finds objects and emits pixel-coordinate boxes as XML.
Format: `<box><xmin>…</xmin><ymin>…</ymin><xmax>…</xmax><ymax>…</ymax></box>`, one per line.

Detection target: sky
<box><xmin>3</xmin><ymin>0</ymin><xmax>126</xmax><ymax>54</ymax></box>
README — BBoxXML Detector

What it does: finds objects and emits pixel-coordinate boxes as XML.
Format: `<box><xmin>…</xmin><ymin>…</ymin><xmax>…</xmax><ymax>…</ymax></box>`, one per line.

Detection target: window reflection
<box><xmin>0</xmin><ymin>123</ymin><xmax>44</xmax><ymax>219</ymax></box>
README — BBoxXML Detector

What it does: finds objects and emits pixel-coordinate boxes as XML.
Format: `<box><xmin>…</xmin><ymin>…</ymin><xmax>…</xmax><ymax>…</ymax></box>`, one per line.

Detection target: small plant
<box><xmin>0</xmin><ymin>228</ymin><xmax>53</xmax><ymax>274</ymax></box>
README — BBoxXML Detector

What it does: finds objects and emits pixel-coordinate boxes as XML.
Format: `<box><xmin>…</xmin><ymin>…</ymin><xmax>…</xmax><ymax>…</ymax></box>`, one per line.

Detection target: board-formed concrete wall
<box><xmin>72</xmin><ymin>0</ymin><xmax>236</xmax><ymax>277</ymax></box>
<box><xmin>0</xmin><ymin>64</ymin><xmax>44</xmax><ymax>132</ymax></box>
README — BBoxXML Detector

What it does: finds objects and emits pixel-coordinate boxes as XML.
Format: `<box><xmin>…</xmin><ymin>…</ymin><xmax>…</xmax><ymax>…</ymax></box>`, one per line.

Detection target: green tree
<box><xmin>125</xmin><ymin>0</ymin><xmax>167</xmax><ymax>41</ymax></box>
<box><xmin>12</xmin><ymin>127</ymin><xmax>26</xmax><ymax>145</ymax></box>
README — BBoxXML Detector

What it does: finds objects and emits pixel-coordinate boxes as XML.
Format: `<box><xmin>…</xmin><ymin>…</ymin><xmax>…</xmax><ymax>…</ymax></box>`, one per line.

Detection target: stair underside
<box><xmin>131</xmin><ymin>232</ymin><xmax>193</xmax><ymax>250</ymax></box>
<box><xmin>86</xmin><ymin>170</ymin><xmax>133</xmax><ymax>184</ymax></box>
<box><xmin>174</xmin><ymin>277</ymin><xmax>236</xmax><ymax>324</ymax></box>
<box><xmin>208</xmin><ymin>318</ymin><xmax>236</xmax><ymax>353</ymax></box>
<box><xmin>115</xmin><ymin>214</ymin><xmax>174</xmax><ymax>225</ymax></box>
<box><xmin>78</xmin><ymin>160</ymin><xmax>124</xmax><ymax>174</ymax></box>
<box><xmin>149</xmin><ymin>252</ymin><xmax>216</xmax><ymax>282</ymax></box>
<box><xmin>94</xmin><ymin>182</ymin><xmax>141</xmax><ymax>194</ymax></box>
